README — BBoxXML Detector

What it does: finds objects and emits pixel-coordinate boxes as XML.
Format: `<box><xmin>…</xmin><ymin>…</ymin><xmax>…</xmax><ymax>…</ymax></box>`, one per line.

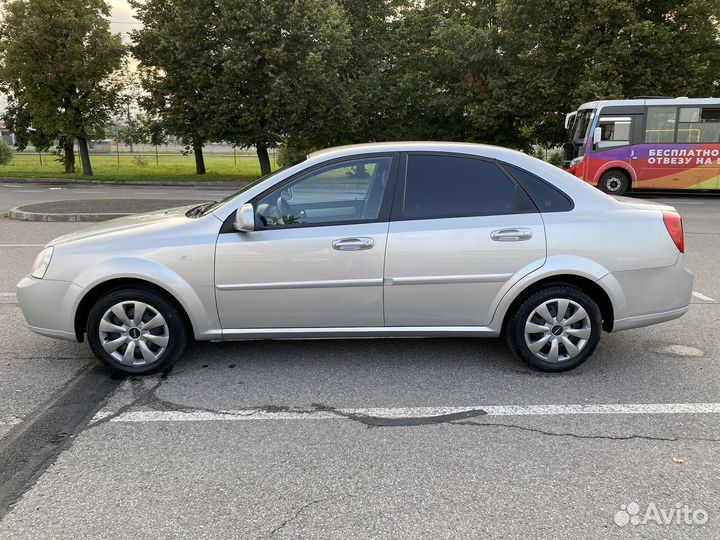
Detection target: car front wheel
<box><xmin>86</xmin><ymin>287</ymin><xmax>187</xmax><ymax>375</ymax></box>
<box><xmin>506</xmin><ymin>285</ymin><xmax>602</xmax><ymax>372</ymax></box>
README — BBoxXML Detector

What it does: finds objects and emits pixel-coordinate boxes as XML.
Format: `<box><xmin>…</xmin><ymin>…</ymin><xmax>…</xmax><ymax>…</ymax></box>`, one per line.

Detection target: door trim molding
<box><xmin>384</xmin><ymin>273</ymin><xmax>512</xmax><ymax>286</ymax></box>
<box><xmin>216</xmin><ymin>278</ymin><xmax>383</xmax><ymax>291</ymax></box>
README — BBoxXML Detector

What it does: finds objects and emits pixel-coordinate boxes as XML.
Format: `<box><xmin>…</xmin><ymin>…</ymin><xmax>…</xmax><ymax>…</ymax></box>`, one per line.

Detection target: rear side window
<box><xmin>502</xmin><ymin>163</ymin><xmax>573</xmax><ymax>213</ymax></box>
<box><xmin>402</xmin><ymin>155</ymin><xmax>529</xmax><ymax>219</ymax></box>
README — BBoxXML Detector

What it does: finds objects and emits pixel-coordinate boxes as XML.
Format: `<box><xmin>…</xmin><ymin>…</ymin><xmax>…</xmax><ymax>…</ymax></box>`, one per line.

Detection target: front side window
<box><xmin>677</xmin><ymin>107</ymin><xmax>720</xmax><ymax>143</ymax></box>
<box><xmin>596</xmin><ymin>116</ymin><xmax>632</xmax><ymax>149</ymax></box>
<box><xmin>645</xmin><ymin>107</ymin><xmax>677</xmax><ymax>143</ymax></box>
<box><xmin>255</xmin><ymin>157</ymin><xmax>393</xmax><ymax>228</ymax></box>
<box><xmin>572</xmin><ymin>109</ymin><xmax>594</xmax><ymax>144</ymax></box>
<box><xmin>402</xmin><ymin>155</ymin><xmax>531</xmax><ymax>219</ymax></box>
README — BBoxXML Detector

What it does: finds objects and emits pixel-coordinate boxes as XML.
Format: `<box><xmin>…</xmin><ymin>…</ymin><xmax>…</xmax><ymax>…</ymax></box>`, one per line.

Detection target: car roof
<box><xmin>307</xmin><ymin>141</ymin><xmax>528</xmax><ymax>162</ymax></box>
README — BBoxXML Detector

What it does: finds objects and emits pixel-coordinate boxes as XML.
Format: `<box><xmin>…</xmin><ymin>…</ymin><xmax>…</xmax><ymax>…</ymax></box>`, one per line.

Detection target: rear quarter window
<box><xmin>501</xmin><ymin>163</ymin><xmax>574</xmax><ymax>213</ymax></box>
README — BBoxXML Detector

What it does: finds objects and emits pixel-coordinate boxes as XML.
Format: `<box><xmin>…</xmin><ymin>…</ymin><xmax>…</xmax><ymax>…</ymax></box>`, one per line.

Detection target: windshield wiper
<box><xmin>187</xmin><ymin>201</ymin><xmax>215</xmax><ymax>218</ymax></box>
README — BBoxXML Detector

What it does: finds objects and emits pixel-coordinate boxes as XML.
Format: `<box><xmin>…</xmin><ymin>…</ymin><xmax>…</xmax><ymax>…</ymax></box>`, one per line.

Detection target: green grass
<box><xmin>0</xmin><ymin>153</ymin><xmax>272</xmax><ymax>182</ymax></box>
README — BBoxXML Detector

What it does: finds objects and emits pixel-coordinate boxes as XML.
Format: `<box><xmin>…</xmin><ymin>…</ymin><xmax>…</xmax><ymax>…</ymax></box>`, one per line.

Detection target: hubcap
<box><xmin>524</xmin><ymin>298</ymin><xmax>592</xmax><ymax>363</ymax></box>
<box><xmin>605</xmin><ymin>177</ymin><xmax>622</xmax><ymax>192</ymax></box>
<box><xmin>98</xmin><ymin>301</ymin><xmax>169</xmax><ymax>366</ymax></box>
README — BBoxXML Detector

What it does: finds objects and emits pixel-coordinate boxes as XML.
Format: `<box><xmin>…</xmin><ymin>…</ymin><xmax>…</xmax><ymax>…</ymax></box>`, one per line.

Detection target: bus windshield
<box><xmin>572</xmin><ymin>109</ymin><xmax>593</xmax><ymax>144</ymax></box>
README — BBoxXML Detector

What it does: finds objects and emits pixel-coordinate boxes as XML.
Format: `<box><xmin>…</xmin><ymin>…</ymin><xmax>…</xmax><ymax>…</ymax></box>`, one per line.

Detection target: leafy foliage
<box><xmin>0</xmin><ymin>139</ymin><xmax>14</xmax><ymax>165</ymax></box>
<box><xmin>0</xmin><ymin>0</ymin><xmax>125</xmax><ymax>174</ymax></box>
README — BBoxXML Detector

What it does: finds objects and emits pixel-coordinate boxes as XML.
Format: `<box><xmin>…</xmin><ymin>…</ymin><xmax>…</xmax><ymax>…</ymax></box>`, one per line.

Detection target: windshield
<box><xmin>198</xmin><ymin>162</ymin><xmax>302</xmax><ymax>216</ymax></box>
<box><xmin>571</xmin><ymin>109</ymin><xmax>594</xmax><ymax>144</ymax></box>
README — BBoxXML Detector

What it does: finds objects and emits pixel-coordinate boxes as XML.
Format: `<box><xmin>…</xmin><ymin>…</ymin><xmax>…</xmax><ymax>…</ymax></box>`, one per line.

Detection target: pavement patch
<box><xmin>0</xmin><ymin>366</ymin><xmax>120</xmax><ymax>520</ymax></box>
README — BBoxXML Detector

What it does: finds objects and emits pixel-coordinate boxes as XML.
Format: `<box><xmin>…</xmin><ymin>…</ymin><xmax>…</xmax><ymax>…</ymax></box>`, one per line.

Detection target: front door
<box><xmin>384</xmin><ymin>153</ymin><xmax>546</xmax><ymax>327</ymax></box>
<box><xmin>215</xmin><ymin>154</ymin><xmax>397</xmax><ymax>330</ymax></box>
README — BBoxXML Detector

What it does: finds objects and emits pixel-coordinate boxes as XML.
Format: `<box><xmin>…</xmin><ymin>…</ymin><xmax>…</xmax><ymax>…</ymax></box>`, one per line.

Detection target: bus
<box><xmin>563</xmin><ymin>97</ymin><xmax>720</xmax><ymax>195</ymax></box>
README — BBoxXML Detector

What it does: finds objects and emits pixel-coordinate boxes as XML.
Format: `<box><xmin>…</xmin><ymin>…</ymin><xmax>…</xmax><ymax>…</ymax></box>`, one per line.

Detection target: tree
<box><xmin>494</xmin><ymin>0</ymin><xmax>720</xmax><ymax>147</ymax></box>
<box><xmin>213</xmin><ymin>0</ymin><xmax>355</xmax><ymax>175</ymax></box>
<box><xmin>0</xmin><ymin>0</ymin><xmax>125</xmax><ymax>175</ymax></box>
<box><xmin>131</xmin><ymin>0</ymin><xmax>225</xmax><ymax>175</ymax></box>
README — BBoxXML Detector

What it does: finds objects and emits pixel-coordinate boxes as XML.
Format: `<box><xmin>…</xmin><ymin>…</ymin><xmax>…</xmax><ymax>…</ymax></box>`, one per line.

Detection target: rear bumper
<box><xmin>613</xmin><ymin>306</ymin><xmax>689</xmax><ymax>332</ymax></box>
<box><xmin>602</xmin><ymin>255</ymin><xmax>693</xmax><ymax>332</ymax></box>
<box><xmin>16</xmin><ymin>276</ymin><xmax>81</xmax><ymax>342</ymax></box>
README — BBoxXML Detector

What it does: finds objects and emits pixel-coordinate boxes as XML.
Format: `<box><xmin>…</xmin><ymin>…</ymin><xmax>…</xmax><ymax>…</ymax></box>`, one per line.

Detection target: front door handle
<box><xmin>490</xmin><ymin>228</ymin><xmax>533</xmax><ymax>242</ymax></box>
<box><xmin>332</xmin><ymin>237</ymin><xmax>374</xmax><ymax>251</ymax></box>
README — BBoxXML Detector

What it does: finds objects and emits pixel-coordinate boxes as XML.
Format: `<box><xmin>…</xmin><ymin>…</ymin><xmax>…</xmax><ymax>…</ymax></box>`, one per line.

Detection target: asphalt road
<box><xmin>0</xmin><ymin>183</ymin><xmax>719</xmax><ymax>539</ymax></box>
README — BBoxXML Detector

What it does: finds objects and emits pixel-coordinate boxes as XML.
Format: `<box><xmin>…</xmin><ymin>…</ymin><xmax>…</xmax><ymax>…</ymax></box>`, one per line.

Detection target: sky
<box><xmin>108</xmin><ymin>0</ymin><xmax>142</xmax><ymax>42</ymax></box>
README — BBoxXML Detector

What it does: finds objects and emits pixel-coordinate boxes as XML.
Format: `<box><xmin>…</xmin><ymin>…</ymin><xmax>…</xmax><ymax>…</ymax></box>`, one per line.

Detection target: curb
<box><xmin>0</xmin><ymin>177</ymin><xmax>251</xmax><ymax>188</ymax></box>
<box><xmin>9</xmin><ymin>207</ymin><xmax>132</xmax><ymax>222</ymax></box>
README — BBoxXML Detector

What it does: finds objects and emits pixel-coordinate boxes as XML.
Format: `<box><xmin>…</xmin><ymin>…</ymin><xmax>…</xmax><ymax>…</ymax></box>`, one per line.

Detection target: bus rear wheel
<box><xmin>598</xmin><ymin>170</ymin><xmax>629</xmax><ymax>196</ymax></box>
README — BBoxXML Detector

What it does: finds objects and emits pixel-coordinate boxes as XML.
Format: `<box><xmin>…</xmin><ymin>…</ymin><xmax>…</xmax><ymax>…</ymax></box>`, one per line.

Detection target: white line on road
<box><xmin>658</xmin><ymin>200</ymin><xmax>705</xmax><ymax>205</ymax></box>
<box><xmin>0</xmin><ymin>417</ymin><xmax>21</xmax><ymax>426</ymax></box>
<box><xmin>92</xmin><ymin>402</ymin><xmax>720</xmax><ymax>424</ymax></box>
<box><xmin>0</xmin><ymin>293</ymin><xmax>16</xmax><ymax>297</ymax></box>
<box><xmin>692</xmin><ymin>291</ymin><xmax>716</xmax><ymax>302</ymax></box>
<box><xmin>15</xmin><ymin>190</ymin><xmax>45</xmax><ymax>193</ymax></box>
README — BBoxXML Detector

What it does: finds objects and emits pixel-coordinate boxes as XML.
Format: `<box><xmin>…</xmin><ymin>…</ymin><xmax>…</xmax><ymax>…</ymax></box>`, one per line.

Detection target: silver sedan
<box><xmin>17</xmin><ymin>142</ymin><xmax>693</xmax><ymax>375</ymax></box>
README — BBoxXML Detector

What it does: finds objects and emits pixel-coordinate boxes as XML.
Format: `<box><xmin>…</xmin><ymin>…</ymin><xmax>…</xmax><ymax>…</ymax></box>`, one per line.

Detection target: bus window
<box><xmin>572</xmin><ymin>109</ymin><xmax>593</xmax><ymax>143</ymax></box>
<box><xmin>677</xmin><ymin>107</ymin><xmax>720</xmax><ymax>143</ymax></box>
<box><xmin>645</xmin><ymin>107</ymin><xmax>677</xmax><ymax>143</ymax></box>
<box><xmin>596</xmin><ymin>117</ymin><xmax>631</xmax><ymax>149</ymax></box>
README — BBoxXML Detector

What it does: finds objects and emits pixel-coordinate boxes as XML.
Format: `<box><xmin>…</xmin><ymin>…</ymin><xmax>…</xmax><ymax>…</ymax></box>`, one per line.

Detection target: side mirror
<box><xmin>593</xmin><ymin>126</ymin><xmax>602</xmax><ymax>148</ymax></box>
<box><xmin>233</xmin><ymin>203</ymin><xmax>255</xmax><ymax>232</ymax></box>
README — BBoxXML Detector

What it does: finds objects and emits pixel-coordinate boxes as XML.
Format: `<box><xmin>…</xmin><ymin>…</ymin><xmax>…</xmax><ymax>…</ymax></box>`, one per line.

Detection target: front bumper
<box><xmin>16</xmin><ymin>276</ymin><xmax>81</xmax><ymax>342</ymax></box>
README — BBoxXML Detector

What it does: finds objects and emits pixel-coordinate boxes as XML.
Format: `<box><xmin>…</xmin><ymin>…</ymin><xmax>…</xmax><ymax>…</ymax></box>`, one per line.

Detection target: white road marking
<box><xmin>0</xmin><ymin>244</ymin><xmax>45</xmax><ymax>247</ymax></box>
<box><xmin>0</xmin><ymin>292</ymin><xmax>16</xmax><ymax>297</ymax></box>
<box><xmin>658</xmin><ymin>200</ymin><xmax>705</xmax><ymax>205</ymax></box>
<box><xmin>0</xmin><ymin>417</ymin><xmax>21</xmax><ymax>426</ymax></box>
<box><xmin>15</xmin><ymin>189</ymin><xmax>44</xmax><ymax>193</ymax></box>
<box><xmin>692</xmin><ymin>291</ymin><xmax>716</xmax><ymax>302</ymax></box>
<box><xmin>92</xmin><ymin>402</ymin><xmax>720</xmax><ymax>424</ymax></box>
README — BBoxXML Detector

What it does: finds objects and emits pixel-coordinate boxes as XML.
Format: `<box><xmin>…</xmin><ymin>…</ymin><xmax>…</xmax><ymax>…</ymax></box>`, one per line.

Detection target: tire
<box><xmin>597</xmin><ymin>170</ymin><xmax>629</xmax><ymax>195</ymax></box>
<box><xmin>506</xmin><ymin>285</ymin><xmax>602</xmax><ymax>372</ymax></box>
<box><xmin>86</xmin><ymin>287</ymin><xmax>187</xmax><ymax>375</ymax></box>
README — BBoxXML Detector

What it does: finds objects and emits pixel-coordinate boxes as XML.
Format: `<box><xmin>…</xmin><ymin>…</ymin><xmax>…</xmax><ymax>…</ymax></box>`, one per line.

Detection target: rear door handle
<box><xmin>332</xmin><ymin>237</ymin><xmax>374</xmax><ymax>251</ymax></box>
<box><xmin>490</xmin><ymin>228</ymin><xmax>533</xmax><ymax>242</ymax></box>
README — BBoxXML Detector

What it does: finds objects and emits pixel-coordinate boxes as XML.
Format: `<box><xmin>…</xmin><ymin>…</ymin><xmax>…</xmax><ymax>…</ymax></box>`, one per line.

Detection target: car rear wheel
<box><xmin>86</xmin><ymin>287</ymin><xmax>187</xmax><ymax>375</ymax></box>
<box><xmin>506</xmin><ymin>285</ymin><xmax>602</xmax><ymax>372</ymax></box>
<box><xmin>598</xmin><ymin>170</ymin><xmax>629</xmax><ymax>195</ymax></box>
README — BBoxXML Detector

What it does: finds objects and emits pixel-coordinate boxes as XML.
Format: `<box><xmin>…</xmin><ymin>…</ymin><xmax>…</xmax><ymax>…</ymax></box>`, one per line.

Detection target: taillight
<box><xmin>662</xmin><ymin>210</ymin><xmax>684</xmax><ymax>253</ymax></box>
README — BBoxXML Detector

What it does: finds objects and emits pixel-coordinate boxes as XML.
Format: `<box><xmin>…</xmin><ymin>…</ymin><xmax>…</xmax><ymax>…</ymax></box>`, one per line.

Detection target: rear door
<box><xmin>383</xmin><ymin>153</ymin><xmax>546</xmax><ymax>327</ymax></box>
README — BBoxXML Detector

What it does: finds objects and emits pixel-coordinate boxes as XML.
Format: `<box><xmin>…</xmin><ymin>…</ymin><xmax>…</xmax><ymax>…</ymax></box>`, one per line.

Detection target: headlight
<box><xmin>569</xmin><ymin>155</ymin><xmax>584</xmax><ymax>168</ymax></box>
<box><xmin>30</xmin><ymin>247</ymin><xmax>54</xmax><ymax>279</ymax></box>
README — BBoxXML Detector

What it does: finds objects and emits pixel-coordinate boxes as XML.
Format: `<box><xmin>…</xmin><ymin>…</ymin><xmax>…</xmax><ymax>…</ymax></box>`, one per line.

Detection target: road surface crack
<box><xmin>450</xmin><ymin>420</ymin><xmax>720</xmax><ymax>442</ymax></box>
<box><xmin>262</xmin><ymin>498</ymin><xmax>328</xmax><ymax>540</ymax></box>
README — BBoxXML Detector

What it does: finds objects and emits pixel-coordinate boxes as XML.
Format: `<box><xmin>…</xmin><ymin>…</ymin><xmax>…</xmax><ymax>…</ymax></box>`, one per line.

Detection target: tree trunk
<box><xmin>63</xmin><ymin>139</ymin><xmax>75</xmax><ymax>174</ymax></box>
<box><xmin>193</xmin><ymin>140</ymin><xmax>206</xmax><ymax>175</ymax></box>
<box><xmin>77</xmin><ymin>137</ymin><xmax>93</xmax><ymax>176</ymax></box>
<box><xmin>257</xmin><ymin>145</ymin><xmax>272</xmax><ymax>176</ymax></box>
